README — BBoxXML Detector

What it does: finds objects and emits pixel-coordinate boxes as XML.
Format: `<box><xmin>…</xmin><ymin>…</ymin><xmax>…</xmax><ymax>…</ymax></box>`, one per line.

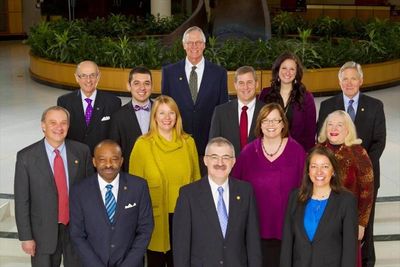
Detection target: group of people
<box><xmin>14</xmin><ymin>25</ymin><xmax>386</xmax><ymax>267</ymax></box>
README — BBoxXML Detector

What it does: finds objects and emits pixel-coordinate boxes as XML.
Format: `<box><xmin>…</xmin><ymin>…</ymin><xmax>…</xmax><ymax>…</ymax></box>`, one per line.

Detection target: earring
<box><xmin>277</xmin><ymin>77</ymin><xmax>280</xmax><ymax>82</ymax></box>
<box><xmin>294</xmin><ymin>79</ymin><xmax>297</xmax><ymax>84</ymax></box>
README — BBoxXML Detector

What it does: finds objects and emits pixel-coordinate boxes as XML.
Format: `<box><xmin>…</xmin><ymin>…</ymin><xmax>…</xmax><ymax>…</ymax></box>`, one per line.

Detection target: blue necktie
<box><xmin>347</xmin><ymin>99</ymin><xmax>356</xmax><ymax>121</ymax></box>
<box><xmin>217</xmin><ymin>186</ymin><xmax>228</xmax><ymax>238</ymax></box>
<box><xmin>105</xmin><ymin>184</ymin><xmax>116</xmax><ymax>224</ymax></box>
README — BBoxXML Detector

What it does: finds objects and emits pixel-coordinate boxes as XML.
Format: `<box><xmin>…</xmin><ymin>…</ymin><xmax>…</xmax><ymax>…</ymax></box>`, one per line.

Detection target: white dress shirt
<box><xmin>238</xmin><ymin>98</ymin><xmax>256</xmax><ymax>134</ymax></box>
<box><xmin>208</xmin><ymin>177</ymin><xmax>230</xmax><ymax>215</ymax></box>
<box><xmin>81</xmin><ymin>89</ymin><xmax>97</xmax><ymax>114</ymax></box>
<box><xmin>185</xmin><ymin>57</ymin><xmax>205</xmax><ymax>92</ymax></box>
<box><xmin>98</xmin><ymin>174</ymin><xmax>120</xmax><ymax>204</ymax></box>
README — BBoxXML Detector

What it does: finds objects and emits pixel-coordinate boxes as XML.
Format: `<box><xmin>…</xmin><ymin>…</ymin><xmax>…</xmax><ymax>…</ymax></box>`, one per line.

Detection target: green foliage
<box><xmin>27</xmin><ymin>15</ymin><xmax>400</xmax><ymax>70</ymax></box>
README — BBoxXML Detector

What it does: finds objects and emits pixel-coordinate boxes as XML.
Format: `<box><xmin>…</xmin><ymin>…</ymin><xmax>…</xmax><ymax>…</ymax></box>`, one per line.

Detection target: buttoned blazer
<box><xmin>109</xmin><ymin>101</ymin><xmax>148</xmax><ymax>172</ymax></box>
<box><xmin>317</xmin><ymin>93</ymin><xmax>386</xmax><ymax>188</ymax></box>
<box><xmin>14</xmin><ymin>139</ymin><xmax>93</xmax><ymax>254</ymax></box>
<box><xmin>57</xmin><ymin>90</ymin><xmax>121</xmax><ymax>153</ymax></box>
<box><xmin>161</xmin><ymin>59</ymin><xmax>228</xmax><ymax>155</ymax></box>
<box><xmin>280</xmin><ymin>189</ymin><xmax>358</xmax><ymax>267</ymax></box>
<box><xmin>173</xmin><ymin>177</ymin><xmax>262</xmax><ymax>267</ymax></box>
<box><xmin>209</xmin><ymin>99</ymin><xmax>265</xmax><ymax>156</ymax></box>
<box><xmin>69</xmin><ymin>172</ymin><xmax>154</xmax><ymax>267</ymax></box>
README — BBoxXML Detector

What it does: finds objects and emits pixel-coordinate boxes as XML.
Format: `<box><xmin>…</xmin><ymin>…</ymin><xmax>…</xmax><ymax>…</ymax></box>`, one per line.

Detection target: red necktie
<box><xmin>54</xmin><ymin>149</ymin><xmax>69</xmax><ymax>225</ymax></box>
<box><xmin>240</xmin><ymin>106</ymin><xmax>248</xmax><ymax>150</ymax></box>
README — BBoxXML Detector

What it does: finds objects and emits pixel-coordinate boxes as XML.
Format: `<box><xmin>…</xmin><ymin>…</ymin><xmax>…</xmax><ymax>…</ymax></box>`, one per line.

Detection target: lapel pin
<box><xmin>96</xmin><ymin>107</ymin><xmax>100</xmax><ymax>110</ymax></box>
<box><xmin>179</xmin><ymin>77</ymin><xmax>183</xmax><ymax>81</ymax></box>
<box><xmin>236</xmin><ymin>196</ymin><xmax>241</xmax><ymax>200</ymax></box>
<box><xmin>74</xmin><ymin>160</ymin><xmax>79</xmax><ymax>164</ymax></box>
<box><xmin>361</xmin><ymin>108</ymin><xmax>364</xmax><ymax>111</ymax></box>
<box><xmin>124</xmin><ymin>186</ymin><xmax>128</xmax><ymax>190</ymax></box>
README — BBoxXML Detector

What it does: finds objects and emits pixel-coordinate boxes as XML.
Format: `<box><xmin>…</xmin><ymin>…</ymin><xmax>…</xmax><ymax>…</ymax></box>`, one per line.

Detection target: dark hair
<box><xmin>128</xmin><ymin>66</ymin><xmax>152</xmax><ymax>84</ymax></box>
<box><xmin>263</xmin><ymin>52</ymin><xmax>307</xmax><ymax>109</ymax></box>
<box><xmin>254</xmin><ymin>103</ymin><xmax>289</xmax><ymax>138</ymax></box>
<box><xmin>298</xmin><ymin>146</ymin><xmax>344</xmax><ymax>202</ymax></box>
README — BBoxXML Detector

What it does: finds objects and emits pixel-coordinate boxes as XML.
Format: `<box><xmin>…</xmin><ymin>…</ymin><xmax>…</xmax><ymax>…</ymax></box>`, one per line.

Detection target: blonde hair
<box><xmin>318</xmin><ymin>110</ymin><xmax>362</xmax><ymax>146</ymax></box>
<box><xmin>144</xmin><ymin>95</ymin><xmax>188</xmax><ymax>139</ymax></box>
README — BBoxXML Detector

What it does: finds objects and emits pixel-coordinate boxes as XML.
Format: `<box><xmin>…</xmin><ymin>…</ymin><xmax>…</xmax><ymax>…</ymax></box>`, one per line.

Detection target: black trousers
<box><xmin>261</xmin><ymin>238</ymin><xmax>281</xmax><ymax>267</ymax></box>
<box><xmin>362</xmin><ymin>190</ymin><xmax>378</xmax><ymax>267</ymax></box>
<box><xmin>31</xmin><ymin>224</ymin><xmax>81</xmax><ymax>267</ymax></box>
<box><xmin>147</xmin><ymin>213</ymin><xmax>174</xmax><ymax>267</ymax></box>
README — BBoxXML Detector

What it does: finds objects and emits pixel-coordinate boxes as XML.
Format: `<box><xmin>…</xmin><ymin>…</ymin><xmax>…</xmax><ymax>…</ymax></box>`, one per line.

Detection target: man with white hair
<box><xmin>317</xmin><ymin>61</ymin><xmax>386</xmax><ymax>267</ymax></box>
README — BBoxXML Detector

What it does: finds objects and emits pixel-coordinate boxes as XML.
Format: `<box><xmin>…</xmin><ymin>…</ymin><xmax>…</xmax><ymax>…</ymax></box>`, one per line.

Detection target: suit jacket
<box><xmin>209</xmin><ymin>99</ymin><xmax>264</xmax><ymax>156</ymax></box>
<box><xmin>57</xmin><ymin>90</ymin><xmax>121</xmax><ymax>153</ymax></box>
<box><xmin>162</xmin><ymin>59</ymin><xmax>228</xmax><ymax>155</ymax></box>
<box><xmin>280</xmin><ymin>189</ymin><xmax>358</xmax><ymax>267</ymax></box>
<box><xmin>109</xmin><ymin>101</ymin><xmax>150</xmax><ymax>172</ymax></box>
<box><xmin>69</xmin><ymin>172</ymin><xmax>154</xmax><ymax>267</ymax></box>
<box><xmin>173</xmin><ymin>177</ymin><xmax>262</xmax><ymax>267</ymax></box>
<box><xmin>14</xmin><ymin>139</ymin><xmax>94</xmax><ymax>254</ymax></box>
<box><xmin>317</xmin><ymin>93</ymin><xmax>386</xmax><ymax>188</ymax></box>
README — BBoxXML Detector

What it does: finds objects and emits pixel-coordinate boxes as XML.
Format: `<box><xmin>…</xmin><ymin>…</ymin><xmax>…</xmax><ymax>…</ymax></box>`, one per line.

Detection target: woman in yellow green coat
<box><xmin>129</xmin><ymin>95</ymin><xmax>201</xmax><ymax>267</ymax></box>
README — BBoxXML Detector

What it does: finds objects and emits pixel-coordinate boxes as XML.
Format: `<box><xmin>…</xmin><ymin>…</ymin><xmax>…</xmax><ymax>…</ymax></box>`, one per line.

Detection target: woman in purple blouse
<box><xmin>232</xmin><ymin>103</ymin><xmax>306</xmax><ymax>267</ymax></box>
<box><xmin>259</xmin><ymin>52</ymin><xmax>316</xmax><ymax>152</ymax></box>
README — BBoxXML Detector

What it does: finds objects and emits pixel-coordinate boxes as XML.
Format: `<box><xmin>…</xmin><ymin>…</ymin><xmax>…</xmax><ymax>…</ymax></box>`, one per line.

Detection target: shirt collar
<box><xmin>132</xmin><ymin>99</ymin><xmax>151</xmax><ymax>108</ymax></box>
<box><xmin>98</xmin><ymin>173</ymin><xmax>120</xmax><ymax>190</ymax></box>
<box><xmin>238</xmin><ymin>98</ymin><xmax>256</xmax><ymax>110</ymax></box>
<box><xmin>208</xmin><ymin>176</ymin><xmax>229</xmax><ymax>193</ymax></box>
<box><xmin>81</xmin><ymin>89</ymin><xmax>97</xmax><ymax>102</ymax></box>
<box><xmin>185</xmin><ymin>57</ymin><xmax>205</xmax><ymax>69</ymax></box>
<box><xmin>44</xmin><ymin>138</ymin><xmax>66</xmax><ymax>153</ymax></box>
<box><xmin>343</xmin><ymin>92</ymin><xmax>360</xmax><ymax>105</ymax></box>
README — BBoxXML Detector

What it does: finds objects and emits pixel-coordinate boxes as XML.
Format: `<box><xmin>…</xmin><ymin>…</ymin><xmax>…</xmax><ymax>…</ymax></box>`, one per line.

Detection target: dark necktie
<box><xmin>189</xmin><ymin>66</ymin><xmax>198</xmax><ymax>103</ymax></box>
<box><xmin>54</xmin><ymin>149</ymin><xmax>69</xmax><ymax>225</ymax></box>
<box><xmin>347</xmin><ymin>99</ymin><xmax>356</xmax><ymax>121</ymax></box>
<box><xmin>240</xmin><ymin>106</ymin><xmax>249</xmax><ymax>150</ymax></box>
<box><xmin>85</xmin><ymin>98</ymin><xmax>93</xmax><ymax>126</ymax></box>
<box><xmin>105</xmin><ymin>184</ymin><xmax>117</xmax><ymax>224</ymax></box>
<box><xmin>217</xmin><ymin>186</ymin><xmax>228</xmax><ymax>238</ymax></box>
<box><xmin>133</xmin><ymin>104</ymin><xmax>150</xmax><ymax>112</ymax></box>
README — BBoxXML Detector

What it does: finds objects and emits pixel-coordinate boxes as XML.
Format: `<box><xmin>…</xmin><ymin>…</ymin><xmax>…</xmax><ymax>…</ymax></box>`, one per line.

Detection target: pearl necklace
<box><xmin>262</xmin><ymin>138</ymin><xmax>283</xmax><ymax>157</ymax></box>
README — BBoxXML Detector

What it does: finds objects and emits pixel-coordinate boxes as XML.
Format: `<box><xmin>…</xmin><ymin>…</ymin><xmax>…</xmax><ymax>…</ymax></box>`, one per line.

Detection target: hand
<box><xmin>358</xmin><ymin>225</ymin><xmax>365</xmax><ymax>240</ymax></box>
<box><xmin>21</xmin><ymin>240</ymin><xmax>36</xmax><ymax>256</ymax></box>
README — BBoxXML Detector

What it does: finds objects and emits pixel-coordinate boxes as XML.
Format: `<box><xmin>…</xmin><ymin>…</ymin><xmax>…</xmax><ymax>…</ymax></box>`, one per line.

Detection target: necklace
<box><xmin>262</xmin><ymin>138</ymin><xmax>283</xmax><ymax>157</ymax></box>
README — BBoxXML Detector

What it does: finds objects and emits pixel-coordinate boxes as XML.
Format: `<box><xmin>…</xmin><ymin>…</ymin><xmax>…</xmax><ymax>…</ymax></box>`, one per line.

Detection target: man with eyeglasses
<box><xmin>109</xmin><ymin>66</ymin><xmax>153</xmax><ymax>172</ymax></box>
<box><xmin>161</xmin><ymin>26</ymin><xmax>228</xmax><ymax>174</ymax></box>
<box><xmin>57</xmin><ymin>60</ymin><xmax>121</xmax><ymax>154</ymax></box>
<box><xmin>210</xmin><ymin>66</ymin><xmax>265</xmax><ymax>156</ymax></box>
<box><xmin>173</xmin><ymin>137</ymin><xmax>262</xmax><ymax>267</ymax></box>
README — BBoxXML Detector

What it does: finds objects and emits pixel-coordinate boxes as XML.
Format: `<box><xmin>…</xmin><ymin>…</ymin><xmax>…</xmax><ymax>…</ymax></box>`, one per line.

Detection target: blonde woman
<box><xmin>129</xmin><ymin>95</ymin><xmax>201</xmax><ymax>267</ymax></box>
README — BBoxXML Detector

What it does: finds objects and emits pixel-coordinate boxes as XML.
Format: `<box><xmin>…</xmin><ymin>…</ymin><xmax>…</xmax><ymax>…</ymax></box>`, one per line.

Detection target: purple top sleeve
<box><xmin>231</xmin><ymin>137</ymin><xmax>306</xmax><ymax>239</ymax></box>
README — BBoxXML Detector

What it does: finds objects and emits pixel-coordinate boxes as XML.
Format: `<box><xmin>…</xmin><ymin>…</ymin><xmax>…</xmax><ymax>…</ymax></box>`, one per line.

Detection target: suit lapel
<box><xmin>73</xmin><ymin>90</ymin><xmax>87</xmax><ymax>128</ymax></box>
<box><xmin>225</xmin><ymin>179</ymin><xmax>241</xmax><ymax>239</ymax></box>
<box><xmin>296</xmin><ymin>201</ymin><xmax>310</xmax><ymax>242</ymax></box>
<box><xmin>90</xmin><ymin>175</ymin><xmax>112</xmax><ymax>225</ymax></box>
<box><xmin>65</xmin><ymin>140</ymin><xmax>80</xmax><ymax>186</ymax></box>
<box><xmin>113</xmin><ymin>173</ymin><xmax>128</xmax><ymax>224</ymax></box>
<box><xmin>249</xmin><ymin>100</ymin><xmax>264</xmax><ymax>141</ymax></box>
<box><xmin>335</xmin><ymin>94</ymin><xmax>345</xmax><ymax>111</ymax></box>
<box><xmin>36</xmin><ymin>139</ymin><xmax>57</xmax><ymax>190</ymax></box>
<box><xmin>354</xmin><ymin>93</ymin><xmax>366</xmax><ymax>127</ymax></box>
<box><xmin>127</xmin><ymin>102</ymin><xmax>143</xmax><ymax>134</ymax></box>
<box><xmin>198</xmin><ymin>178</ymin><xmax>225</xmax><ymax>239</ymax></box>
<box><xmin>229</xmin><ymin>100</ymin><xmax>241</xmax><ymax>147</ymax></box>
<box><xmin>177</xmin><ymin>60</ymin><xmax>194</xmax><ymax>106</ymax></box>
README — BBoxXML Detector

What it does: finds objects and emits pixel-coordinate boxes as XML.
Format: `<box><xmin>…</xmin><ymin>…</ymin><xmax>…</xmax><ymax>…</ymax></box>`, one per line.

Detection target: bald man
<box><xmin>57</xmin><ymin>60</ymin><xmax>121</xmax><ymax>153</ymax></box>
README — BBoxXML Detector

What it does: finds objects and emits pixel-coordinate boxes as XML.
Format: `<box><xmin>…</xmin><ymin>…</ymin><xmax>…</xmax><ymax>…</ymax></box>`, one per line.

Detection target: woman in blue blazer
<box><xmin>281</xmin><ymin>146</ymin><xmax>358</xmax><ymax>267</ymax></box>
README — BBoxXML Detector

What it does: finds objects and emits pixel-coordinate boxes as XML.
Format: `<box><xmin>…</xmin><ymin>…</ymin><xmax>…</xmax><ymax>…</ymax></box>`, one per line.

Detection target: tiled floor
<box><xmin>0</xmin><ymin>40</ymin><xmax>399</xmax><ymax>266</ymax></box>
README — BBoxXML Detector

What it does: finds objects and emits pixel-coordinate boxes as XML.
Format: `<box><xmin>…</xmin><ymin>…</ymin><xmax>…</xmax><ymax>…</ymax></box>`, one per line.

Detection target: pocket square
<box><xmin>101</xmin><ymin>116</ymin><xmax>110</xmax><ymax>121</ymax></box>
<box><xmin>125</xmin><ymin>203</ymin><xmax>136</xmax><ymax>209</ymax></box>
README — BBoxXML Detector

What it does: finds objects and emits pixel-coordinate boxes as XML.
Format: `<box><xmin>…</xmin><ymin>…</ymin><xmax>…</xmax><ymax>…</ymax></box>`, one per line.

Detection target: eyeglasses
<box><xmin>77</xmin><ymin>73</ymin><xmax>98</xmax><ymax>80</ymax></box>
<box><xmin>185</xmin><ymin>41</ymin><xmax>204</xmax><ymax>47</ymax></box>
<box><xmin>206</xmin><ymin>154</ymin><xmax>234</xmax><ymax>162</ymax></box>
<box><xmin>262</xmin><ymin>119</ymin><xmax>282</xmax><ymax>125</ymax></box>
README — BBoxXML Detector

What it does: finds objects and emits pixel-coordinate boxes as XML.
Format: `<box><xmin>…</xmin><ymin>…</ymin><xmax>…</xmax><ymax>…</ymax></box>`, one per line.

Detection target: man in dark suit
<box><xmin>173</xmin><ymin>137</ymin><xmax>262</xmax><ymax>267</ymax></box>
<box><xmin>14</xmin><ymin>106</ymin><xmax>94</xmax><ymax>267</ymax></box>
<box><xmin>161</xmin><ymin>26</ymin><xmax>228</xmax><ymax>158</ymax></box>
<box><xmin>57</xmin><ymin>60</ymin><xmax>121</xmax><ymax>154</ymax></box>
<box><xmin>69</xmin><ymin>140</ymin><xmax>154</xmax><ymax>267</ymax></box>
<box><xmin>210</xmin><ymin>66</ymin><xmax>264</xmax><ymax>156</ymax></box>
<box><xmin>109</xmin><ymin>67</ymin><xmax>153</xmax><ymax>172</ymax></box>
<box><xmin>317</xmin><ymin>61</ymin><xmax>386</xmax><ymax>267</ymax></box>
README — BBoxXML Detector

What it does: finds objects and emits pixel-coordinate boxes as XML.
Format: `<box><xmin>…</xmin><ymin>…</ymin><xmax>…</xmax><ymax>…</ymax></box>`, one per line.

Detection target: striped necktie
<box><xmin>217</xmin><ymin>186</ymin><xmax>228</xmax><ymax>237</ymax></box>
<box><xmin>347</xmin><ymin>99</ymin><xmax>356</xmax><ymax>121</ymax></box>
<box><xmin>105</xmin><ymin>184</ymin><xmax>116</xmax><ymax>224</ymax></box>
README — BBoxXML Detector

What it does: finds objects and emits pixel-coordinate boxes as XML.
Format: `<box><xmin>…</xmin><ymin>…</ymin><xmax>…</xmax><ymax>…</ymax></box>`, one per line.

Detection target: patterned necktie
<box><xmin>85</xmin><ymin>98</ymin><xmax>93</xmax><ymax>126</ymax></box>
<box><xmin>240</xmin><ymin>106</ymin><xmax>248</xmax><ymax>150</ymax></box>
<box><xmin>347</xmin><ymin>99</ymin><xmax>356</xmax><ymax>121</ymax></box>
<box><xmin>217</xmin><ymin>186</ymin><xmax>228</xmax><ymax>238</ymax></box>
<box><xmin>105</xmin><ymin>184</ymin><xmax>117</xmax><ymax>224</ymax></box>
<box><xmin>54</xmin><ymin>149</ymin><xmax>69</xmax><ymax>225</ymax></box>
<box><xmin>133</xmin><ymin>104</ymin><xmax>150</xmax><ymax>112</ymax></box>
<box><xmin>189</xmin><ymin>65</ymin><xmax>198</xmax><ymax>103</ymax></box>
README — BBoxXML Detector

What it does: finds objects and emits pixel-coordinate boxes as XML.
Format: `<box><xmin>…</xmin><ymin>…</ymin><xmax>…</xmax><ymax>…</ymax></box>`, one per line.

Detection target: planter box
<box><xmin>30</xmin><ymin>54</ymin><xmax>400</xmax><ymax>95</ymax></box>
